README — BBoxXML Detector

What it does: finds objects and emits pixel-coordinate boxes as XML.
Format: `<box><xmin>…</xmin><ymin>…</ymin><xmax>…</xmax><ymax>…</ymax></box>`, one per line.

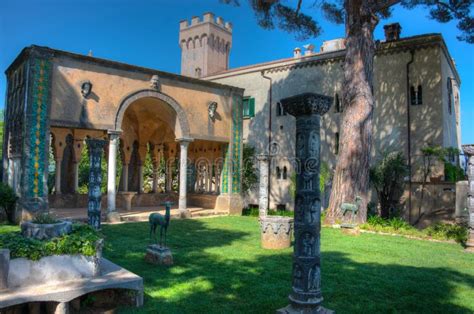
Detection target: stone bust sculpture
<box><xmin>208</xmin><ymin>101</ymin><xmax>218</xmax><ymax>121</ymax></box>
<box><xmin>150</xmin><ymin>75</ymin><xmax>161</xmax><ymax>90</ymax></box>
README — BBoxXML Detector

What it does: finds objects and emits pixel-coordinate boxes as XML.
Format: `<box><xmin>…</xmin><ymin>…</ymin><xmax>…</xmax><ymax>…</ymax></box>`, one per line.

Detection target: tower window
<box><xmin>243</xmin><ymin>97</ymin><xmax>255</xmax><ymax>119</ymax></box>
<box><xmin>276</xmin><ymin>102</ymin><xmax>286</xmax><ymax>116</ymax></box>
<box><xmin>335</xmin><ymin>132</ymin><xmax>340</xmax><ymax>155</ymax></box>
<box><xmin>334</xmin><ymin>93</ymin><xmax>341</xmax><ymax>113</ymax></box>
<box><xmin>195</xmin><ymin>67</ymin><xmax>202</xmax><ymax>78</ymax></box>
<box><xmin>447</xmin><ymin>79</ymin><xmax>453</xmax><ymax>115</ymax></box>
<box><xmin>283</xmin><ymin>166</ymin><xmax>288</xmax><ymax>180</ymax></box>
<box><xmin>276</xmin><ymin>166</ymin><xmax>282</xmax><ymax>179</ymax></box>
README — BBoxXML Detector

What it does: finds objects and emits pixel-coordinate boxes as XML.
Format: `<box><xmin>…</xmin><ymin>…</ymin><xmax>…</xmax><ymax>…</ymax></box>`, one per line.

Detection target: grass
<box><xmin>98</xmin><ymin>217</ymin><xmax>474</xmax><ymax>314</ymax></box>
<box><xmin>2</xmin><ymin>217</ymin><xmax>474</xmax><ymax>313</ymax></box>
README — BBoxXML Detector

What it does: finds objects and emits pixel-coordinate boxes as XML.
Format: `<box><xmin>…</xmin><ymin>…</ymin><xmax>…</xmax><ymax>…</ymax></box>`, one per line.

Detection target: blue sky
<box><xmin>0</xmin><ymin>0</ymin><xmax>472</xmax><ymax>143</ymax></box>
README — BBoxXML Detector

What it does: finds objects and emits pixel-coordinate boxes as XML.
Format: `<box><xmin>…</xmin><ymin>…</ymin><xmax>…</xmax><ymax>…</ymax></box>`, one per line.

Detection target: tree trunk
<box><xmin>325</xmin><ymin>0</ymin><xmax>378</xmax><ymax>225</ymax></box>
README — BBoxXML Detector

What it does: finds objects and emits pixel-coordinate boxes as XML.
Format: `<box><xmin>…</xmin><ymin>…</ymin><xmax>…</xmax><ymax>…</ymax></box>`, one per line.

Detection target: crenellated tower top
<box><xmin>179</xmin><ymin>12</ymin><xmax>232</xmax><ymax>78</ymax></box>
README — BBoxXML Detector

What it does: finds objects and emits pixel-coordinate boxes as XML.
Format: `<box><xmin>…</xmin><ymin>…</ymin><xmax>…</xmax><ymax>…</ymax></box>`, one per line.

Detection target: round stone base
<box><xmin>21</xmin><ymin>220</ymin><xmax>72</xmax><ymax>240</ymax></box>
<box><xmin>276</xmin><ymin>304</ymin><xmax>333</xmax><ymax>314</ymax></box>
<box><xmin>260</xmin><ymin>216</ymin><xmax>294</xmax><ymax>250</ymax></box>
<box><xmin>144</xmin><ymin>245</ymin><xmax>173</xmax><ymax>266</ymax></box>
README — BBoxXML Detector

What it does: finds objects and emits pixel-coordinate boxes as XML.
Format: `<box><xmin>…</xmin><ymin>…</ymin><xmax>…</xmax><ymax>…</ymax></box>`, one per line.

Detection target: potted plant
<box><xmin>21</xmin><ymin>213</ymin><xmax>73</xmax><ymax>240</ymax></box>
<box><xmin>0</xmin><ymin>183</ymin><xmax>18</xmax><ymax>224</ymax></box>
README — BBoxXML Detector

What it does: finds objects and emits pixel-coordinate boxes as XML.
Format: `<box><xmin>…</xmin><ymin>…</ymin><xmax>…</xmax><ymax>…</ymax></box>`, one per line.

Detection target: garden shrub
<box><xmin>425</xmin><ymin>223</ymin><xmax>468</xmax><ymax>243</ymax></box>
<box><xmin>0</xmin><ymin>224</ymin><xmax>102</xmax><ymax>260</ymax></box>
<box><xmin>31</xmin><ymin>213</ymin><xmax>58</xmax><ymax>224</ymax></box>
<box><xmin>361</xmin><ymin>217</ymin><xmax>468</xmax><ymax>244</ymax></box>
<box><xmin>444</xmin><ymin>162</ymin><xmax>466</xmax><ymax>182</ymax></box>
<box><xmin>369</xmin><ymin>151</ymin><xmax>408</xmax><ymax>218</ymax></box>
<box><xmin>0</xmin><ymin>182</ymin><xmax>18</xmax><ymax>224</ymax></box>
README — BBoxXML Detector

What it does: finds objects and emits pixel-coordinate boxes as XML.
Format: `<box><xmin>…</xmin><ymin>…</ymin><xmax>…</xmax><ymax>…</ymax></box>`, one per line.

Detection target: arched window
<box><xmin>283</xmin><ymin>166</ymin><xmax>288</xmax><ymax>180</ymax></box>
<box><xmin>334</xmin><ymin>93</ymin><xmax>341</xmax><ymax>113</ymax></box>
<box><xmin>195</xmin><ymin>67</ymin><xmax>202</xmax><ymax>78</ymax></box>
<box><xmin>417</xmin><ymin>85</ymin><xmax>423</xmax><ymax>105</ymax></box>
<box><xmin>276</xmin><ymin>166</ymin><xmax>281</xmax><ymax>179</ymax></box>
<box><xmin>447</xmin><ymin>79</ymin><xmax>452</xmax><ymax>114</ymax></box>
<box><xmin>276</xmin><ymin>102</ymin><xmax>286</xmax><ymax>116</ymax></box>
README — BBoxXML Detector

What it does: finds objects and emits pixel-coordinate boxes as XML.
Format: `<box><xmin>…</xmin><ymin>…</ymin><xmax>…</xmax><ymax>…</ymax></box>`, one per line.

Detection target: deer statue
<box><xmin>149</xmin><ymin>201</ymin><xmax>173</xmax><ymax>247</ymax></box>
<box><xmin>340</xmin><ymin>196</ymin><xmax>362</xmax><ymax>225</ymax></box>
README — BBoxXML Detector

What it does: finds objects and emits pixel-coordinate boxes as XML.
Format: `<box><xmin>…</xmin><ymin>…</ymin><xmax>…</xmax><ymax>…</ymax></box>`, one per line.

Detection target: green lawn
<box><xmin>99</xmin><ymin>216</ymin><xmax>474</xmax><ymax>314</ymax></box>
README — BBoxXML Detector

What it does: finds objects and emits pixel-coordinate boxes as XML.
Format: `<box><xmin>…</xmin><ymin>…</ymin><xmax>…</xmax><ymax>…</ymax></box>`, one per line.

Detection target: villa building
<box><xmin>182</xmin><ymin>13</ymin><xmax>461</xmax><ymax>219</ymax></box>
<box><xmin>1</xmin><ymin>12</ymin><xmax>462</xmax><ymax>222</ymax></box>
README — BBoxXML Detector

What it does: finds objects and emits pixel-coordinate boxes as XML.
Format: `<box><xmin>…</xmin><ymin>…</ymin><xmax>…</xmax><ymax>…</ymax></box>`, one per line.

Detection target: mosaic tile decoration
<box><xmin>28</xmin><ymin>59</ymin><xmax>51</xmax><ymax>198</ymax></box>
<box><xmin>231</xmin><ymin>94</ymin><xmax>242</xmax><ymax>194</ymax></box>
<box><xmin>221</xmin><ymin>145</ymin><xmax>229</xmax><ymax>194</ymax></box>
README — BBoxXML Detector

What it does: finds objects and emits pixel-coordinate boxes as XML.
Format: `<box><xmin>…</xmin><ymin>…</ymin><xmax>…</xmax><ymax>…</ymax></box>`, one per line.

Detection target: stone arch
<box><xmin>115</xmin><ymin>90</ymin><xmax>191</xmax><ymax>139</ymax></box>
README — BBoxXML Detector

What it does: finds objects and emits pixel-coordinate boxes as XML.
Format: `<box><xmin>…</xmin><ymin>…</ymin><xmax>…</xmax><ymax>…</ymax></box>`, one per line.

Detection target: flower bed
<box><xmin>359</xmin><ymin>216</ymin><xmax>468</xmax><ymax>244</ymax></box>
<box><xmin>0</xmin><ymin>224</ymin><xmax>102</xmax><ymax>261</ymax></box>
<box><xmin>0</xmin><ymin>224</ymin><xmax>103</xmax><ymax>289</ymax></box>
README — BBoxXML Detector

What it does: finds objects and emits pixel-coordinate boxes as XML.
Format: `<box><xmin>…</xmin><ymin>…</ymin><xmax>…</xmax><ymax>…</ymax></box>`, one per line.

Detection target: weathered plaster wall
<box><xmin>50</xmin><ymin>55</ymin><xmax>237</xmax><ymax>142</ymax></box>
<box><xmin>210</xmin><ymin>43</ymin><xmax>457</xmax><ymax>211</ymax></box>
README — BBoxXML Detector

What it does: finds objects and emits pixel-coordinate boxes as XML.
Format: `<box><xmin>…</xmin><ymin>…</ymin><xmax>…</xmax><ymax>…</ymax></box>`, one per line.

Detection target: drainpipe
<box><xmin>261</xmin><ymin>71</ymin><xmax>272</xmax><ymax>210</ymax></box>
<box><xmin>406</xmin><ymin>50</ymin><xmax>415</xmax><ymax>223</ymax></box>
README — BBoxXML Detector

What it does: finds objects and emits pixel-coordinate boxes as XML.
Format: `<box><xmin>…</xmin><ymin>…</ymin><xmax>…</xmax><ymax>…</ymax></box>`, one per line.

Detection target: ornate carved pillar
<box><xmin>86</xmin><ymin>139</ymin><xmax>107</xmax><ymax>230</ymax></box>
<box><xmin>279</xmin><ymin>93</ymin><xmax>332</xmax><ymax>314</ymax></box>
<box><xmin>463</xmin><ymin>145</ymin><xmax>474</xmax><ymax>252</ymax></box>
<box><xmin>257</xmin><ymin>154</ymin><xmax>270</xmax><ymax>217</ymax></box>
<box><xmin>177</xmin><ymin>138</ymin><xmax>193</xmax><ymax>218</ymax></box>
<box><xmin>106</xmin><ymin>131</ymin><xmax>121</xmax><ymax>222</ymax></box>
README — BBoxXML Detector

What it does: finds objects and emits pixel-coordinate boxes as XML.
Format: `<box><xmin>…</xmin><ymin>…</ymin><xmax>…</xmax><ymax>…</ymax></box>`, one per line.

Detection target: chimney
<box><xmin>303</xmin><ymin>44</ymin><xmax>315</xmax><ymax>56</ymax></box>
<box><xmin>293</xmin><ymin>47</ymin><xmax>302</xmax><ymax>58</ymax></box>
<box><xmin>383</xmin><ymin>23</ymin><xmax>402</xmax><ymax>42</ymax></box>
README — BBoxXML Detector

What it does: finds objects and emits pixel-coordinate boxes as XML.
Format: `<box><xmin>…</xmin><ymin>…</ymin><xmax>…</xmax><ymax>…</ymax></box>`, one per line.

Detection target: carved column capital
<box><xmin>281</xmin><ymin>93</ymin><xmax>333</xmax><ymax>117</ymax></box>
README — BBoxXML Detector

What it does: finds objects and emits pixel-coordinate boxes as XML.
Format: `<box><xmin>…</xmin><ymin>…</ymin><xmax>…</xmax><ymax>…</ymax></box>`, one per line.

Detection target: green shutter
<box><xmin>249</xmin><ymin>97</ymin><xmax>255</xmax><ymax>117</ymax></box>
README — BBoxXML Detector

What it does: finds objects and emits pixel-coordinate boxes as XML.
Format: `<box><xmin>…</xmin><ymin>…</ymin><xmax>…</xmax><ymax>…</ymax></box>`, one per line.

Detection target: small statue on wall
<box><xmin>150</xmin><ymin>74</ymin><xmax>161</xmax><ymax>91</ymax></box>
<box><xmin>208</xmin><ymin>101</ymin><xmax>218</xmax><ymax>121</ymax></box>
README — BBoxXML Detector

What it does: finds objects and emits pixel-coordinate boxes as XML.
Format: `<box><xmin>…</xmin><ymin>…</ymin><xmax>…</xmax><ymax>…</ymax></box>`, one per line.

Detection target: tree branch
<box><xmin>296</xmin><ymin>0</ymin><xmax>303</xmax><ymax>15</ymax></box>
<box><xmin>375</xmin><ymin>0</ymin><xmax>401</xmax><ymax>12</ymax></box>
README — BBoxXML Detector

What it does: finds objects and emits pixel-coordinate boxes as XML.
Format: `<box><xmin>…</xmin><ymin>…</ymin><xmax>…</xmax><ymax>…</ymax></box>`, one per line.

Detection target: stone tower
<box><xmin>179</xmin><ymin>13</ymin><xmax>232</xmax><ymax>78</ymax></box>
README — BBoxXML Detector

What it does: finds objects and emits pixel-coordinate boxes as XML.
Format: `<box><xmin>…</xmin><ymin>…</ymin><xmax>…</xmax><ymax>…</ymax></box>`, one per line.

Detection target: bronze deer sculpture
<box><xmin>149</xmin><ymin>201</ymin><xmax>173</xmax><ymax>247</ymax></box>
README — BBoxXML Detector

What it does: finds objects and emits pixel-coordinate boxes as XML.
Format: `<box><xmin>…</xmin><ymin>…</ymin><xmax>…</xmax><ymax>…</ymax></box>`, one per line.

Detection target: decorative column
<box><xmin>138</xmin><ymin>164</ymin><xmax>144</xmax><ymax>193</ymax></box>
<box><xmin>257</xmin><ymin>154</ymin><xmax>270</xmax><ymax>217</ymax></box>
<box><xmin>463</xmin><ymin>145</ymin><xmax>474</xmax><ymax>253</ymax></box>
<box><xmin>106</xmin><ymin>131</ymin><xmax>121</xmax><ymax>222</ymax></box>
<box><xmin>54</xmin><ymin>156</ymin><xmax>62</xmax><ymax>195</ymax></box>
<box><xmin>177</xmin><ymin>138</ymin><xmax>193</xmax><ymax>218</ymax></box>
<box><xmin>278</xmin><ymin>93</ymin><xmax>332</xmax><ymax>314</ymax></box>
<box><xmin>122</xmin><ymin>163</ymin><xmax>129</xmax><ymax>192</ymax></box>
<box><xmin>86</xmin><ymin>138</ymin><xmax>107</xmax><ymax>230</ymax></box>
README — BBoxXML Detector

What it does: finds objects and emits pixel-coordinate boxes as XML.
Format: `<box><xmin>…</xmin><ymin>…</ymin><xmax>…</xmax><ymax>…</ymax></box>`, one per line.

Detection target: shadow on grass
<box><xmin>102</xmin><ymin>218</ymin><xmax>474</xmax><ymax>314</ymax></box>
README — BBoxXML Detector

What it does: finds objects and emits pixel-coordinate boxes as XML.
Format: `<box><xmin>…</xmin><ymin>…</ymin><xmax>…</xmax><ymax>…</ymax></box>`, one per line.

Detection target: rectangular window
<box><xmin>243</xmin><ymin>97</ymin><xmax>255</xmax><ymax>119</ymax></box>
<box><xmin>335</xmin><ymin>132</ymin><xmax>340</xmax><ymax>155</ymax></box>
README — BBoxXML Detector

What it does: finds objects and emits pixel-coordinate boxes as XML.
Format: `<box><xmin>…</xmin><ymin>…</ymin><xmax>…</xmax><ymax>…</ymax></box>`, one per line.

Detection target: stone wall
<box><xmin>208</xmin><ymin>35</ymin><xmax>459</xmax><ymax>211</ymax></box>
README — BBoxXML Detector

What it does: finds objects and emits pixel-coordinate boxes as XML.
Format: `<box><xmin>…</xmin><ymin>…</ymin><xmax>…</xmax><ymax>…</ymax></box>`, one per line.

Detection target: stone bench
<box><xmin>0</xmin><ymin>258</ymin><xmax>143</xmax><ymax>312</ymax></box>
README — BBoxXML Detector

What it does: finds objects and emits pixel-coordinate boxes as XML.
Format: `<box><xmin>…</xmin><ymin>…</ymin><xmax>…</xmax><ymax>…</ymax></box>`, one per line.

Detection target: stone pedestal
<box><xmin>260</xmin><ymin>216</ymin><xmax>293</xmax><ymax>249</ymax></box>
<box><xmin>144</xmin><ymin>245</ymin><xmax>173</xmax><ymax>266</ymax></box>
<box><xmin>462</xmin><ymin>145</ymin><xmax>474</xmax><ymax>253</ymax></box>
<box><xmin>0</xmin><ymin>249</ymin><xmax>10</xmax><ymax>290</ymax></box>
<box><xmin>276</xmin><ymin>304</ymin><xmax>334</xmax><ymax>314</ymax></box>
<box><xmin>279</xmin><ymin>93</ymin><xmax>332</xmax><ymax>313</ymax></box>
<box><xmin>119</xmin><ymin>191</ymin><xmax>137</xmax><ymax>211</ymax></box>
